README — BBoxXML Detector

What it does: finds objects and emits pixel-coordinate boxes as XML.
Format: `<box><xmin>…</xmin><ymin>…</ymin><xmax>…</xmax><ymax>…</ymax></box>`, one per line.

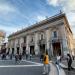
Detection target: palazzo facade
<box><xmin>8</xmin><ymin>13</ymin><xmax>74</xmax><ymax>56</ymax></box>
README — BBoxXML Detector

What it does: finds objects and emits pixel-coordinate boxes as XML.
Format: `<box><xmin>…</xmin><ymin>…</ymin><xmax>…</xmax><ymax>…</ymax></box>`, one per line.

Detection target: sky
<box><xmin>0</xmin><ymin>0</ymin><xmax>75</xmax><ymax>41</ymax></box>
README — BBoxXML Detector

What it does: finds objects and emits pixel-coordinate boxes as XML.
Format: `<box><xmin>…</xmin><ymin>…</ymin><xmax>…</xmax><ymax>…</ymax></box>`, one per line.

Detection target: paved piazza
<box><xmin>0</xmin><ymin>60</ymin><xmax>43</xmax><ymax>75</ymax></box>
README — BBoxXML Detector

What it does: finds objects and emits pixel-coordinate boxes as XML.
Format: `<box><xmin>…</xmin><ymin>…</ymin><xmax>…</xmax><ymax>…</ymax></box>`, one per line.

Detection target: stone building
<box><xmin>8</xmin><ymin>13</ymin><xmax>74</xmax><ymax>56</ymax></box>
<box><xmin>73</xmin><ymin>39</ymin><xmax>75</xmax><ymax>56</ymax></box>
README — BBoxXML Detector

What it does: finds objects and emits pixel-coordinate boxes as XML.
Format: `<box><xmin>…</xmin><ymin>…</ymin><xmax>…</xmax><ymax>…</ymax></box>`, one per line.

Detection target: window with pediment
<box><xmin>54</xmin><ymin>31</ymin><xmax>57</xmax><ymax>38</ymax></box>
<box><xmin>52</xmin><ymin>31</ymin><xmax>58</xmax><ymax>38</ymax></box>
<box><xmin>40</xmin><ymin>33</ymin><xmax>44</xmax><ymax>40</ymax></box>
<box><xmin>41</xmin><ymin>34</ymin><xmax>43</xmax><ymax>40</ymax></box>
<box><xmin>30</xmin><ymin>35</ymin><xmax>34</xmax><ymax>42</ymax></box>
<box><xmin>31</xmin><ymin>36</ymin><xmax>34</xmax><ymax>42</ymax></box>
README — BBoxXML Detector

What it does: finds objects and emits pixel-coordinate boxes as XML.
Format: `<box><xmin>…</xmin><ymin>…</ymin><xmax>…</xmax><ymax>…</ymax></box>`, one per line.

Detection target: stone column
<box><xmin>50</xmin><ymin>43</ymin><xmax>53</xmax><ymax>56</ymax></box>
<box><xmin>14</xmin><ymin>39</ymin><xmax>18</xmax><ymax>54</ymax></box>
<box><xmin>45</xmin><ymin>30</ymin><xmax>50</xmax><ymax>50</ymax></box>
<box><xmin>34</xmin><ymin>33</ymin><xmax>39</xmax><ymax>55</ymax></box>
<box><xmin>11</xmin><ymin>41</ymin><xmax>14</xmax><ymax>54</ymax></box>
<box><xmin>45</xmin><ymin>29</ymin><xmax>52</xmax><ymax>56</ymax></box>
<box><xmin>9</xmin><ymin>41</ymin><xmax>12</xmax><ymax>54</ymax></box>
<box><xmin>19</xmin><ymin>37</ymin><xmax>23</xmax><ymax>54</ymax></box>
<box><xmin>26</xmin><ymin>35</ymin><xmax>30</xmax><ymax>54</ymax></box>
<box><xmin>62</xmin><ymin>39</ymin><xmax>69</xmax><ymax>54</ymax></box>
<box><xmin>14</xmin><ymin>40</ymin><xmax>16</xmax><ymax>54</ymax></box>
<box><xmin>60</xmin><ymin>40</ymin><xmax>63</xmax><ymax>56</ymax></box>
<box><xmin>61</xmin><ymin>26</ymin><xmax>69</xmax><ymax>55</ymax></box>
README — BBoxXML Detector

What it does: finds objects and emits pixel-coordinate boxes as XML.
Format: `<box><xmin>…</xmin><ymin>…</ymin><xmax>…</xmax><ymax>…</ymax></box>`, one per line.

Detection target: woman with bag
<box><xmin>43</xmin><ymin>50</ymin><xmax>49</xmax><ymax>74</ymax></box>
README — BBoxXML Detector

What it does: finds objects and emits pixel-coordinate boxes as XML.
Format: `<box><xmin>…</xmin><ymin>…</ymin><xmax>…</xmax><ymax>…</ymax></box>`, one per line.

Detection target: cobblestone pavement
<box><xmin>0</xmin><ymin>56</ymin><xmax>59</xmax><ymax>75</ymax></box>
<box><xmin>0</xmin><ymin>56</ymin><xmax>67</xmax><ymax>75</ymax></box>
<box><xmin>0</xmin><ymin>65</ymin><xmax>43</xmax><ymax>75</ymax></box>
<box><xmin>0</xmin><ymin>59</ymin><xmax>43</xmax><ymax>75</ymax></box>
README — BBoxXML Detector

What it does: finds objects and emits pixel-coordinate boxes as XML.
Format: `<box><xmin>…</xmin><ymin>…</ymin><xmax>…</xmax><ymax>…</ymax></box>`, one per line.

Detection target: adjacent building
<box><xmin>8</xmin><ymin>13</ymin><xmax>74</xmax><ymax>56</ymax></box>
<box><xmin>0</xmin><ymin>30</ymin><xmax>6</xmax><ymax>53</ymax></box>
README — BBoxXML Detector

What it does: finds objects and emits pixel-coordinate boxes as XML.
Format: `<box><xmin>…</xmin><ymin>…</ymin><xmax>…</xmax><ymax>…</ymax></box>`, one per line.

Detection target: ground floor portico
<box><xmin>50</xmin><ymin>39</ymin><xmax>63</xmax><ymax>56</ymax></box>
<box><xmin>8</xmin><ymin>38</ymin><xmax>66</xmax><ymax>57</ymax></box>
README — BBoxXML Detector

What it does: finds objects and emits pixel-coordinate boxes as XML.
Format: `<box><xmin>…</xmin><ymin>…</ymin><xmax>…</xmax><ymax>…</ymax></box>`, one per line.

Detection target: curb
<box><xmin>52</xmin><ymin>62</ymin><xmax>59</xmax><ymax>75</ymax></box>
<box><xmin>51</xmin><ymin>62</ymin><xmax>66</xmax><ymax>75</ymax></box>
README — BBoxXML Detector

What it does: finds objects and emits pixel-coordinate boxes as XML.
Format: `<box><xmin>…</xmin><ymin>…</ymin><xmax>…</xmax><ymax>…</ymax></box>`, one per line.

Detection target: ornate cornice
<box><xmin>8</xmin><ymin>13</ymin><xmax>66</xmax><ymax>38</ymax></box>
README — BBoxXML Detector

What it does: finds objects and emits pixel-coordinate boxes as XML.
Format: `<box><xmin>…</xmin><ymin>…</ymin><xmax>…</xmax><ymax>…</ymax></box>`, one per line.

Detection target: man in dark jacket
<box><xmin>67</xmin><ymin>54</ymin><xmax>72</xmax><ymax>71</ymax></box>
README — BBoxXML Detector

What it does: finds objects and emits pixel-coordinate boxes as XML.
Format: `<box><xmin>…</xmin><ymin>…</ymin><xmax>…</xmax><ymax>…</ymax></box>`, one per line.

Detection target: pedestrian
<box><xmin>26</xmin><ymin>52</ymin><xmax>28</xmax><ymax>59</ymax></box>
<box><xmin>6</xmin><ymin>51</ymin><xmax>9</xmax><ymax>55</ymax></box>
<box><xmin>19</xmin><ymin>53</ymin><xmax>22</xmax><ymax>63</ymax></box>
<box><xmin>40</xmin><ymin>53</ymin><xmax>44</xmax><ymax>61</ymax></box>
<box><xmin>10</xmin><ymin>54</ymin><xmax>12</xmax><ymax>60</ymax></box>
<box><xmin>30</xmin><ymin>54</ymin><xmax>32</xmax><ymax>60</ymax></box>
<box><xmin>2</xmin><ymin>54</ymin><xmax>4</xmax><ymax>60</ymax></box>
<box><xmin>43</xmin><ymin>50</ymin><xmax>49</xmax><ymax>74</ymax></box>
<box><xmin>56</xmin><ymin>54</ymin><xmax>61</xmax><ymax>69</ymax></box>
<box><xmin>15</xmin><ymin>53</ymin><xmax>19</xmax><ymax>64</ymax></box>
<box><xmin>67</xmin><ymin>53</ymin><xmax>72</xmax><ymax>71</ymax></box>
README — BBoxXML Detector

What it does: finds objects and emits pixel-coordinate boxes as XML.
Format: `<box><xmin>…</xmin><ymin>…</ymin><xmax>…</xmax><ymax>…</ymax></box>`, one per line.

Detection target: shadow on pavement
<box><xmin>62</xmin><ymin>67</ymin><xmax>75</xmax><ymax>75</ymax></box>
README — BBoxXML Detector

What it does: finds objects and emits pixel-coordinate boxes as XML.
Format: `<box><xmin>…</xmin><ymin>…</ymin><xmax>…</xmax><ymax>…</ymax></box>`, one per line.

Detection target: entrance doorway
<box><xmin>17</xmin><ymin>47</ymin><xmax>19</xmax><ymax>54</ymax></box>
<box><xmin>40</xmin><ymin>44</ymin><xmax>45</xmax><ymax>54</ymax></box>
<box><xmin>22</xmin><ymin>47</ymin><xmax>26</xmax><ymax>55</ymax></box>
<box><xmin>52</xmin><ymin>42</ymin><xmax>61</xmax><ymax>56</ymax></box>
<box><xmin>30</xmin><ymin>46</ymin><xmax>35</xmax><ymax>55</ymax></box>
<box><xmin>12</xmin><ymin>48</ymin><xmax>14</xmax><ymax>55</ymax></box>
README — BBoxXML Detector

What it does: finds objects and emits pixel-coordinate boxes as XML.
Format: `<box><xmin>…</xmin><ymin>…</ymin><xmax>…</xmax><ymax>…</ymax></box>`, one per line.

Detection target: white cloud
<box><xmin>47</xmin><ymin>0</ymin><xmax>59</xmax><ymax>6</ymax></box>
<box><xmin>36</xmin><ymin>16</ymin><xmax>46</xmax><ymax>21</ymax></box>
<box><xmin>47</xmin><ymin>0</ymin><xmax>75</xmax><ymax>12</ymax></box>
<box><xmin>0</xmin><ymin>2</ymin><xmax>17</xmax><ymax>22</ymax></box>
<box><xmin>0</xmin><ymin>25</ymin><xmax>22</xmax><ymax>37</ymax></box>
<box><xmin>66</xmin><ymin>13</ymin><xmax>75</xmax><ymax>25</ymax></box>
<box><xmin>0</xmin><ymin>4</ymin><xmax>15</xmax><ymax>13</ymax></box>
<box><xmin>0</xmin><ymin>4</ymin><xmax>16</xmax><ymax>15</ymax></box>
<box><xmin>46</xmin><ymin>0</ymin><xmax>75</xmax><ymax>37</ymax></box>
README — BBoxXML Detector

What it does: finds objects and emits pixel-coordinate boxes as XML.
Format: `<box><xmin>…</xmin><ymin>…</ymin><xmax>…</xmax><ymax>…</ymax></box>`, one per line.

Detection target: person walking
<box><xmin>10</xmin><ymin>53</ymin><xmax>12</xmax><ymax>60</ymax></box>
<box><xmin>15</xmin><ymin>53</ymin><xmax>19</xmax><ymax>64</ymax></box>
<box><xmin>43</xmin><ymin>50</ymin><xmax>49</xmax><ymax>74</ymax></box>
<box><xmin>19</xmin><ymin>53</ymin><xmax>22</xmax><ymax>63</ymax></box>
<box><xmin>67</xmin><ymin>53</ymin><xmax>72</xmax><ymax>71</ymax></box>
<box><xmin>56</xmin><ymin>54</ymin><xmax>61</xmax><ymax>69</ymax></box>
<box><xmin>30</xmin><ymin>54</ymin><xmax>32</xmax><ymax>60</ymax></box>
<box><xmin>40</xmin><ymin>53</ymin><xmax>44</xmax><ymax>62</ymax></box>
<box><xmin>26</xmin><ymin>52</ymin><xmax>28</xmax><ymax>60</ymax></box>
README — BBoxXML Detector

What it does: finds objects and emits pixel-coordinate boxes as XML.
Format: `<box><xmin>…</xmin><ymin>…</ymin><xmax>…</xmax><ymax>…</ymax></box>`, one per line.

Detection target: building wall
<box><xmin>63</xmin><ymin>18</ymin><xmax>74</xmax><ymax>55</ymax></box>
<box><xmin>59</xmin><ymin>25</ymin><xmax>69</xmax><ymax>55</ymax></box>
<box><xmin>73</xmin><ymin>39</ymin><xmax>75</xmax><ymax>56</ymax></box>
<box><xmin>8</xmin><ymin>13</ymin><xmax>73</xmax><ymax>56</ymax></box>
